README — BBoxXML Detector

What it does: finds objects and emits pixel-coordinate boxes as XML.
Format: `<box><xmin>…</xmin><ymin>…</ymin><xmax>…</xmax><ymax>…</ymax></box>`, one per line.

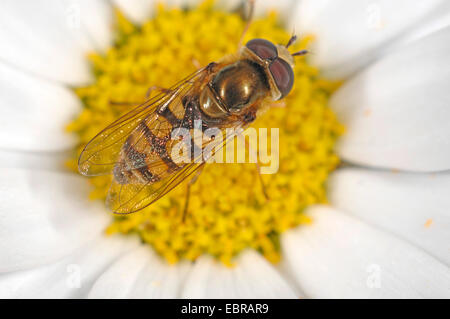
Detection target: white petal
<box><xmin>110</xmin><ymin>0</ymin><xmax>297</xmax><ymax>29</ymax></box>
<box><xmin>181</xmin><ymin>250</ymin><xmax>299</xmax><ymax>298</ymax></box>
<box><xmin>331</xmin><ymin>27</ymin><xmax>450</xmax><ymax>172</ymax></box>
<box><xmin>0</xmin><ymin>0</ymin><xmax>99</xmax><ymax>85</ymax></box>
<box><xmin>111</xmin><ymin>0</ymin><xmax>297</xmax><ymax>24</ymax></box>
<box><xmin>328</xmin><ymin>168</ymin><xmax>450</xmax><ymax>265</ymax></box>
<box><xmin>73</xmin><ymin>0</ymin><xmax>115</xmax><ymax>51</ymax></box>
<box><xmin>88</xmin><ymin>246</ymin><xmax>190</xmax><ymax>298</ymax></box>
<box><xmin>0</xmin><ymin>236</ymin><xmax>139</xmax><ymax>298</ymax></box>
<box><xmin>0</xmin><ymin>149</ymin><xmax>69</xmax><ymax>172</ymax></box>
<box><xmin>217</xmin><ymin>0</ymin><xmax>297</xmax><ymax>20</ymax></box>
<box><xmin>400</xmin><ymin>9</ymin><xmax>450</xmax><ymax>44</ymax></box>
<box><xmin>111</xmin><ymin>0</ymin><xmax>155</xmax><ymax>24</ymax></box>
<box><xmin>281</xmin><ymin>206</ymin><xmax>450</xmax><ymax>298</ymax></box>
<box><xmin>0</xmin><ymin>168</ymin><xmax>110</xmax><ymax>273</ymax></box>
<box><xmin>0</xmin><ymin>63</ymin><xmax>81</xmax><ymax>152</ymax></box>
<box><xmin>292</xmin><ymin>0</ymin><xmax>449</xmax><ymax>79</ymax></box>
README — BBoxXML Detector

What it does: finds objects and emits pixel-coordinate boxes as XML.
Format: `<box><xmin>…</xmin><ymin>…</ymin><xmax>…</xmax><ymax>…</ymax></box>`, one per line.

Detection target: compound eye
<box><xmin>246</xmin><ymin>38</ymin><xmax>278</xmax><ymax>60</ymax></box>
<box><xmin>269</xmin><ymin>58</ymin><xmax>294</xmax><ymax>99</ymax></box>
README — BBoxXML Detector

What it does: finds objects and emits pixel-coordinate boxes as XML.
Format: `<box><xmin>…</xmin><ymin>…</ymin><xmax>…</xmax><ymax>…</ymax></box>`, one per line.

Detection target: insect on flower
<box><xmin>77</xmin><ymin>1</ymin><xmax>308</xmax><ymax>218</ymax></box>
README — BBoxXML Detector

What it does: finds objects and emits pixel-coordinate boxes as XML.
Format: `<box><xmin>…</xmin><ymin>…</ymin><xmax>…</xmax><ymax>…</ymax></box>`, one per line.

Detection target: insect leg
<box><xmin>109</xmin><ymin>100</ymin><xmax>141</xmax><ymax>107</ymax></box>
<box><xmin>181</xmin><ymin>165</ymin><xmax>205</xmax><ymax>222</ymax></box>
<box><xmin>255</xmin><ymin>162</ymin><xmax>270</xmax><ymax>201</ymax></box>
<box><xmin>145</xmin><ymin>86</ymin><xmax>172</xmax><ymax>99</ymax></box>
<box><xmin>238</xmin><ymin>0</ymin><xmax>255</xmax><ymax>48</ymax></box>
<box><xmin>242</xmin><ymin>133</ymin><xmax>270</xmax><ymax>201</ymax></box>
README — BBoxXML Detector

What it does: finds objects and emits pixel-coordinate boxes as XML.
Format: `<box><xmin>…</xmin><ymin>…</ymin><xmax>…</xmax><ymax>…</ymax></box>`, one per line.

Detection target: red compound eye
<box><xmin>269</xmin><ymin>58</ymin><xmax>294</xmax><ymax>99</ymax></box>
<box><xmin>246</xmin><ymin>38</ymin><xmax>278</xmax><ymax>60</ymax></box>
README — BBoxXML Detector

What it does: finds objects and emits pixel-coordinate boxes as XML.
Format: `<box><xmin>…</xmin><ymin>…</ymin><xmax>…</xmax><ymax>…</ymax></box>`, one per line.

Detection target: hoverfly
<box><xmin>78</xmin><ymin>4</ymin><xmax>307</xmax><ymax>216</ymax></box>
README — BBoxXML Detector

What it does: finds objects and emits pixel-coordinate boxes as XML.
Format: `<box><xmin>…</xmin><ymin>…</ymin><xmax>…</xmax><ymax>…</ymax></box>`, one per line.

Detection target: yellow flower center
<box><xmin>66</xmin><ymin>0</ymin><xmax>344</xmax><ymax>266</ymax></box>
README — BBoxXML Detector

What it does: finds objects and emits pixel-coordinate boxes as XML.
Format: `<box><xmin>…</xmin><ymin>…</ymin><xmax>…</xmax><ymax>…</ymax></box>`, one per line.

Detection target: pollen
<box><xmin>66</xmin><ymin>0</ymin><xmax>344</xmax><ymax>266</ymax></box>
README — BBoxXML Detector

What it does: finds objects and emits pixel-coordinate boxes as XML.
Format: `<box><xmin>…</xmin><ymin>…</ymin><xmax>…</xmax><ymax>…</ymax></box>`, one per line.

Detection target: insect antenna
<box><xmin>285</xmin><ymin>34</ymin><xmax>297</xmax><ymax>48</ymax></box>
<box><xmin>292</xmin><ymin>49</ymin><xmax>309</xmax><ymax>56</ymax></box>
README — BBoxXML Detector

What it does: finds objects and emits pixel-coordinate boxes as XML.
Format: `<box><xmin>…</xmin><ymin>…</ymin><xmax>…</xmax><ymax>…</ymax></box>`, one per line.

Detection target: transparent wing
<box><xmin>77</xmin><ymin>67</ymin><xmax>207</xmax><ymax>176</ymax></box>
<box><xmin>78</xmin><ymin>61</ymin><xmax>249</xmax><ymax>214</ymax></box>
<box><xmin>106</xmin><ymin>123</ymin><xmax>243</xmax><ymax>214</ymax></box>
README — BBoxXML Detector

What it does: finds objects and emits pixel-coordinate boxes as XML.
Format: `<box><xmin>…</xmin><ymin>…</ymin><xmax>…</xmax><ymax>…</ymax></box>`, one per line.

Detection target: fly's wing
<box><xmin>77</xmin><ymin>67</ymin><xmax>207</xmax><ymax>176</ymax></box>
<box><xmin>77</xmin><ymin>62</ymin><xmax>246</xmax><ymax>215</ymax></box>
<box><xmin>106</xmin><ymin>162</ymin><xmax>204</xmax><ymax>214</ymax></box>
<box><xmin>106</xmin><ymin>121</ymin><xmax>244</xmax><ymax>214</ymax></box>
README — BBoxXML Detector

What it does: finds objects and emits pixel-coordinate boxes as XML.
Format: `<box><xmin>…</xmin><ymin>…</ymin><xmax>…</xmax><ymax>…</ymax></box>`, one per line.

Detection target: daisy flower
<box><xmin>0</xmin><ymin>0</ymin><xmax>449</xmax><ymax>299</ymax></box>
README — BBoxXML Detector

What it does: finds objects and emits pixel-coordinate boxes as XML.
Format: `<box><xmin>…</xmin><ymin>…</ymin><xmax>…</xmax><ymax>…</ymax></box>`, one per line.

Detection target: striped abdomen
<box><xmin>113</xmin><ymin>95</ymin><xmax>204</xmax><ymax>185</ymax></box>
